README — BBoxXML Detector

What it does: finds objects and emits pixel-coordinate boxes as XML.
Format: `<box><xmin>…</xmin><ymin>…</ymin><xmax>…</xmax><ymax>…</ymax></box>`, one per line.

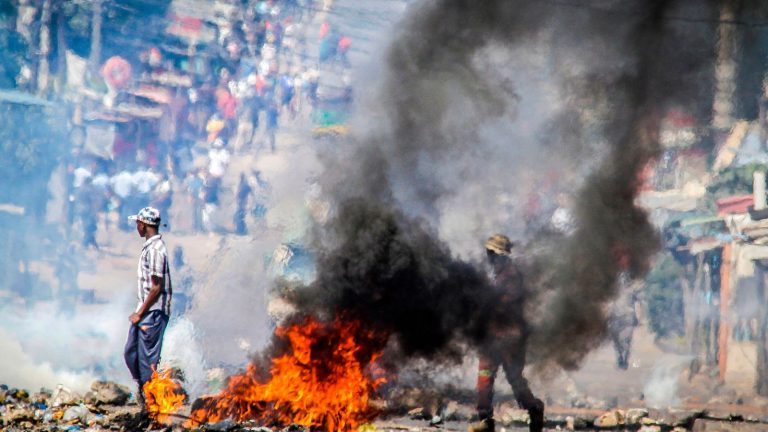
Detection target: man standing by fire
<box><xmin>124</xmin><ymin>207</ymin><xmax>173</xmax><ymax>407</ymax></box>
<box><xmin>469</xmin><ymin>234</ymin><xmax>544</xmax><ymax>432</ymax></box>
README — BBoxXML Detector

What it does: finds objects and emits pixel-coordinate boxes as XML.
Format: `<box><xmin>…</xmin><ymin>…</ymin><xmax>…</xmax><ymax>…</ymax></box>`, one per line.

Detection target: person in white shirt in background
<box><xmin>208</xmin><ymin>138</ymin><xmax>230</xmax><ymax>179</ymax></box>
<box><xmin>110</xmin><ymin>169</ymin><xmax>135</xmax><ymax>231</ymax></box>
<box><xmin>202</xmin><ymin>139</ymin><xmax>230</xmax><ymax>232</ymax></box>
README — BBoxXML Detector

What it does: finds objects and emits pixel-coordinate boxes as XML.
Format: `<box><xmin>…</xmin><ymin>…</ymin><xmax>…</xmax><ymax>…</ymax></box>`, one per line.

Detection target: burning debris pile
<box><xmin>185</xmin><ymin>316</ymin><xmax>386</xmax><ymax>431</ymax></box>
<box><xmin>144</xmin><ymin>369</ymin><xmax>186</xmax><ymax>426</ymax></box>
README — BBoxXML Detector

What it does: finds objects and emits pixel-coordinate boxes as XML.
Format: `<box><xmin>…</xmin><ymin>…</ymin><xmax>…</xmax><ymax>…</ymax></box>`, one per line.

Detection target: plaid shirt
<box><xmin>136</xmin><ymin>234</ymin><xmax>172</xmax><ymax>315</ymax></box>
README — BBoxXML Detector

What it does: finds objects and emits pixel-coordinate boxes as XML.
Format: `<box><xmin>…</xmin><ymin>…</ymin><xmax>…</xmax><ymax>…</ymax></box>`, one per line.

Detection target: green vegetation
<box><xmin>0</xmin><ymin>103</ymin><xmax>67</xmax><ymax>218</ymax></box>
<box><xmin>645</xmin><ymin>252</ymin><xmax>685</xmax><ymax>339</ymax></box>
<box><xmin>706</xmin><ymin>163</ymin><xmax>766</xmax><ymax>199</ymax></box>
<box><xmin>0</xmin><ymin>3</ymin><xmax>28</xmax><ymax>89</ymax></box>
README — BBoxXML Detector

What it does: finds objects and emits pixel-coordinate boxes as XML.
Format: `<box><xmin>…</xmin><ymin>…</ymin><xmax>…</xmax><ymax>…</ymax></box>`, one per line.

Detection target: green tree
<box><xmin>0</xmin><ymin>3</ymin><xmax>30</xmax><ymax>89</ymax></box>
<box><xmin>645</xmin><ymin>252</ymin><xmax>686</xmax><ymax>339</ymax></box>
<box><xmin>0</xmin><ymin>103</ymin><xmax>67</xmax><ymax>219</ymax></box>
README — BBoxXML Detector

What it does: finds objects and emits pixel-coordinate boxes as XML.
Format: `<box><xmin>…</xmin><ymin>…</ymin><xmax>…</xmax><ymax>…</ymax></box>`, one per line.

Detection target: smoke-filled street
<box><xmin>2</xmin><ymin>0</ymin><xmax>768</xmax><ymax>431</ymax></box>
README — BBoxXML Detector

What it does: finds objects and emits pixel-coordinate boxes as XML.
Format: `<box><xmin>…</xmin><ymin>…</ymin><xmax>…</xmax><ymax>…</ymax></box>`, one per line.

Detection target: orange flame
<box><xmin>143</xmin><ymin>368</ymin><xmax>186</xmax><ymax>425</ymax></box>
<box><xmin>188</xmin><ymin>316</ymin><xmax>387</xmax><ymax>431</ymax></box>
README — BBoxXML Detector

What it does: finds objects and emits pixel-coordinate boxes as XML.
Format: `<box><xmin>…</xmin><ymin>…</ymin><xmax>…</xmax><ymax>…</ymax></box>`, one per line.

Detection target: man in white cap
<box><xmin>124</xmin><ymin>206</ymin><xmax>173</xmax><ymax>408</ymax></box>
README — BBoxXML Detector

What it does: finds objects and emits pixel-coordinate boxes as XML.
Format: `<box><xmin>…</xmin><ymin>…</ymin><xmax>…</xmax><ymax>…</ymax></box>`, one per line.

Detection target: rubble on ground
<box><xmin>3</xmin><ymin>380</ymin><xmax>768</xmax><ymax>431</ymax></box>
<box><xmin>85</xmin><ymin>381</ymin><xmax>131</xmax><ymax>406</ymax></box>
<box><xmin>626</xmin><ymin>408</ymin><xmax>650</xmax><ymax>424</ymax></box>
<box><xmin>496</xmin><ymin>402</ymin><xmax>530</xmax><ymax>426</ymax></box>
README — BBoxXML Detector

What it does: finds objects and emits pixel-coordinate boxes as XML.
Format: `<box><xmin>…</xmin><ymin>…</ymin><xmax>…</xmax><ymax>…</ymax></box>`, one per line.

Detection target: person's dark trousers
<box><xmin>124</xmin><ymin>310</ymin><xmax>170</xmax><ymax>388</ymax></box>
<box><xmin>476</xmin><ymin>335</ymin><xmax>544</xmax><ymax>432</ymax></box>
<box><xmin>81</xmin><ymin>214</ymin><xmax>99</xmax><ymax>249</ymax></box>
<box><xmin>610</xmin><ymin>324</ymin><xmax>634</xmax><ymax>370</ymax></box>
<box><xmin>234</xmin><ymin>207</ymin><xmax>248</xmax><ymax>235</ymax></box>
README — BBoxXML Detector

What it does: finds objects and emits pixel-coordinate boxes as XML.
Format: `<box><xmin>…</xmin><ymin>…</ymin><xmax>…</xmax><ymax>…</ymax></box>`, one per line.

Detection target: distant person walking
<box><xmin>124</xmin><ymin>206</ymin><xmax>173</xmax><ymax>408</ymax></box>
<box><xmin>266</xmin><ymin>101</ymin><xmax>279</xmax><ymax>152</ymax></box>
<box><xmin>76</xmin><ymin>177</ymin><xmax>100</xmax><ymax>250</ymax></box>
<box><xmin>608</xmin><ymin>272</ymin><xmax>642</xmax><ymax>370</ymax></box>
<box><xmin>337</xmin><ymin>35</ymin><xmax>351</xmax><ymax>67</ymax></box>
<box><xmin>234</xmin><ymin>173</ymin><xmax>253</xmax><ymax>235</ymax></box>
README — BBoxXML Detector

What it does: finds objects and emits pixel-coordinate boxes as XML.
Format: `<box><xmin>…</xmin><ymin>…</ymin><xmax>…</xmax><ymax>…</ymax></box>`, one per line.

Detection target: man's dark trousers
<box><xmin>124</xmin><ymin>310</ymin><xmax>169</xmax><ymax>386</ymax></box>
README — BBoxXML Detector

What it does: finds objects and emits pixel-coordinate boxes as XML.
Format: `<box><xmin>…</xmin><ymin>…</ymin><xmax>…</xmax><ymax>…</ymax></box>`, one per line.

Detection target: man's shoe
<box><xmin>135</xmin><ymin>383</ymin><xmax>146</xmax><ymax>408</ymax></box>
<box><xmin>468</xmin><ymin>418</ymin><xmax>495</xmax><ymax>432</ymax></box>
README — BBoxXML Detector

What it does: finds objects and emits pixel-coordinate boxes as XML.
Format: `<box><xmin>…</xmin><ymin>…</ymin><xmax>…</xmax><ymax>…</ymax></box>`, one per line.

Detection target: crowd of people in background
<box><xmin>64</xmin><ymin>0</ymin><xmax>352</xmax><ymax>250</ymax></box>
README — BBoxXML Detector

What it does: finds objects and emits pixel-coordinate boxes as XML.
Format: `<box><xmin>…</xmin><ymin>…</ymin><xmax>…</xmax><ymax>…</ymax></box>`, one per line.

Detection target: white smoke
<box><xmin>643</xmin><ymin>355</ymin><xmax>690</xmax><ymax>408</ymax></box>
<box><xmin>187</xmin><ymin>145</ymin><xmax>324</xmax><ymax>368</ymax></box>
<box><xmin>187</xmin><ymin>236</ymin><xmax>273</xmax><ymax>366</ymax></box>
<box><xmin>0</xmin><ymin>299</ymin><xmax>134</xmax><ymax>393</ymax></box>
<box><xmin>160</xmin><ymin>317</ymin><xmax>208</xmax><ymax>399</ymax></box>
<box><xmin>348</xmin><ymin>27</ymin><xmax>610</xmax><ymax>260</ymax></box>
<box><xmin>432</xmin><ymin>42</ymin><xmax>586</xmax><ymax>257</ymax></box>
<box><xmin>0</xmin><ymin>328</ymin><xmax>96</xmax><ymax>393</ymax></box>
<box><xmin>256</xmin><ymin>147</ymin><xmax>324</xmax><ymax>242</ymax></box>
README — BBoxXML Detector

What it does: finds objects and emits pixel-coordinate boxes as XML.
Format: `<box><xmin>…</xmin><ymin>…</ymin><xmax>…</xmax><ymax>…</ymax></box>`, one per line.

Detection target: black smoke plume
<box><xmin>291</xmin><ymin>198</ymin><xmax>495</xmax><ymax>359</ymax></box>
<box><xmin>277</xmin><ymin>0</ymin><xmax>719</xmax><ymax>372</ymax></box>
<box><xmin>526</xmin><ymin>0</ymin><xmax>717</xmax><ymax>370</ymax></box>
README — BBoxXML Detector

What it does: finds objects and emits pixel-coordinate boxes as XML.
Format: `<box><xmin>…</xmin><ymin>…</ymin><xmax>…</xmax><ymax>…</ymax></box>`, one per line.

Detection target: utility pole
<box><xmin>89</xmin><ymin>0</ymin><xmax>103</xmax><ymax>71</ymax></box>
<box><xmin>756</xmin><ymin>262</ymin><xmax>768</xmax><ymax>396</ymax></box>
<box><xmin>758</xmin><ymin>76</ymin><xmax>768</xmax><ymax>151</ymax></box>
<box><xmin>56</xmin><ymin>2</ymin><xmax>67</xmax><ymax>92</ymax></box>
<box><xmin>37</xmin><ymin>0</ymin><xmax>52</xmax><ymax>95</ymax></box>
<box><xmin>712</xmin><ymin>0</ymin><xmax>741</xmax><ymax>132</ymax></box>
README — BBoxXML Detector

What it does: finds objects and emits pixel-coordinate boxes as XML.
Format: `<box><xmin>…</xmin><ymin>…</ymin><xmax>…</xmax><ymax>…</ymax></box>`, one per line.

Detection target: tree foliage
<box><xmin>0</xmin><ymin>103</ymin><xmax>67</xmax><ymax>217</ymax></box>
<box><xmin>706</xmin><ymin>163</ymin><xmax>766</xmax><ymax>199</ymax></box>
<box><xmin>0</xmin><ymin>4</ymin><xmax>29</xmax><ymax>90</ymax></box>
<box><xmin>645</xmin><ymin>252</ymin><xmax>685</xmax><ymax>339</ymax></box>
<box><xmin>60</xmin><ymin>0</ymin><xmax>174</xmax><ymax>60</ymax></box>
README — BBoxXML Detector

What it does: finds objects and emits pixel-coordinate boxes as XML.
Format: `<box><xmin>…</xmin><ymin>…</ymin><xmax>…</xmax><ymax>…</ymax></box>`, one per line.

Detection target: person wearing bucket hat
<box><xmin>124</xmin><ymin>206</ymin><xmax>173</xmax><ymax>409</ymax></box>
<box><xmin>485</xmin><ymin>233</ymin><xmax>513</xmax><ymax>257</ymax></box>
<box><xmin>469</xmin><ymin>234</ymin><xmax>544</xmax><ymax>432</ymax></box>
